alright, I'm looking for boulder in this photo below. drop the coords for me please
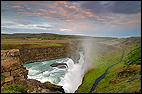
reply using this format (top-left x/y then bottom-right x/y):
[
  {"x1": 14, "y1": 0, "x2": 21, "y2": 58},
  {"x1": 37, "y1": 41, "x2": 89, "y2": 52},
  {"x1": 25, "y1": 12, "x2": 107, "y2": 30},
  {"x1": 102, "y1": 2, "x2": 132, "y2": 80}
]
[
  {"x1": 14, "y1": 76, "x2": 27, "y2": 87},
  {"x1": 41, "y1": 89, "x2": 50, "y2": 93},
  {"x1": 1, "y1": 58, "x2": 21, "y2": 70},
  {"x1": 6, "y1": 49, "x2": 20, "y2": 57},
  {"x1": 1, "y1": 72, "x2": 10, "y2": 77},
  {"x1": 1, "y1": 66, "x2": 5, "y2": 73},
  {"x1": 4, "y1": 76, "x2": 14, "y2": 83},
  {"x1": 44, "y1": 81, "x2": 65, "y2": 93},
  {"x1": 11, "y1": 68, "x2": 27, "y2": 77},
  {"x1": 26, "y1": 79, "x2": 64, "y2": 93},
  {"x1": 26, "y1": 79, "x2": 49, "y2": 93},
  {"x1": 10, "y1": 63, "x2": 22, "y2": 71},
  {"x1": 50, "y1": 63, "x2": 68, "y2": 68}
]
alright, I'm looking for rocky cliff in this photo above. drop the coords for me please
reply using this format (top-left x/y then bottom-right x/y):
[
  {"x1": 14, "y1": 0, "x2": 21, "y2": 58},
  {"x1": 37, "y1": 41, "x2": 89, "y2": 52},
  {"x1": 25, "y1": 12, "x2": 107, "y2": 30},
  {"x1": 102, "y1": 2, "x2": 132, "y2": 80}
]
[
  {"x1": 1, "y1": 42, "x2": 80, "y2": 93},
  {"x1": 19, "y1": 46, "x2": 67, "y2": 64}
]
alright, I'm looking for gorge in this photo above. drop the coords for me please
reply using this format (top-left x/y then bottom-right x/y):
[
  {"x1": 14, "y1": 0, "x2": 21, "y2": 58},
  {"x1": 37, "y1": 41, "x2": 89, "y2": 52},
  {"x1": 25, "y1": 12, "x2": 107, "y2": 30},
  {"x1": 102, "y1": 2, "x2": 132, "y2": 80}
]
[
  {"x1": 23, "y1": 51, "x2": 85, "y2": 93},
  {"x1": 1, "y1": 41, "x2": 89, "y2": 93}
]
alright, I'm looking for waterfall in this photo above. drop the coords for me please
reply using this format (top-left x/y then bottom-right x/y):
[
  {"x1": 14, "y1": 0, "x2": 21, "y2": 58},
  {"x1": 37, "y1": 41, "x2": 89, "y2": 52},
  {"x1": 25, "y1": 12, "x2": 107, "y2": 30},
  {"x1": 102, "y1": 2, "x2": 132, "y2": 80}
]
[
  {"x1": 58, "y1": 51, "x2": 85, "y2": 93},
  {"x1": 24, "y1": 51, "x2": 86, "y2": 93}
]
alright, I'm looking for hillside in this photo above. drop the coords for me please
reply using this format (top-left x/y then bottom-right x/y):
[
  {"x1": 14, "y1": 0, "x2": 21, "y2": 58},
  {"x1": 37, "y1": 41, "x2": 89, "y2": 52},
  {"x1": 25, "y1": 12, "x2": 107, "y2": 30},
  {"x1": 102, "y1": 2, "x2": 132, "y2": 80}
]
[{"x1": 76, "y1": 37, "x2": 141, "y2": 93}]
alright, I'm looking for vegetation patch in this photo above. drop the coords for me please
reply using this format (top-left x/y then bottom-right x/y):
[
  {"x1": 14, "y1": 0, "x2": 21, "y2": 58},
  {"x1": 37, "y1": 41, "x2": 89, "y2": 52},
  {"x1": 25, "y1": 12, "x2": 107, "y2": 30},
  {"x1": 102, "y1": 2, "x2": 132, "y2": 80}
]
[
  {"x1": 1, "y1": 75, "x2": 5, "y2": 81},
  {"x1": 76, "y1": 38, "x2": 141, "y2": 93},
  {"x1": 2, "y1": 84, "x2": 27, "y2": 93},
  {"x1": 92, "y1": 46, "x2": 141, "y2": 93},
  {"x1": 1, "y1": 43, "x2": 64, "y2": 50},
  {"x1": 124, "y1": 47, "x2": 141, "y2": 66},
  {"x1": 76, "y1": 46, "x2": 122, "y2": 93}
]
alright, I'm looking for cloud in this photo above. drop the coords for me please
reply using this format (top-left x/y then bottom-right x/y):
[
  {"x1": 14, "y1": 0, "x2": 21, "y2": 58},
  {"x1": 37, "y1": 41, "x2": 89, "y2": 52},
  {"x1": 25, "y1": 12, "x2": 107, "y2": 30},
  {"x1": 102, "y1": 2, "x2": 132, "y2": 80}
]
[
  {"x1": 104, "y1": 13, "x2": 141, "y2": 27},
  {"x1": 2, "y1": 20, "x2": 52, "y2": 30},
  {"x1": 81, "y1": 1, "x2": 141, "y2": 16},
  {"x1": 11, "y1": 5, "x2": 24, "y2": 9},
  {"x1": 59, "y1": 28, "x2": 72, "y2": 32},
  {"x1": 1, "y1": 1, "x2": 141, "y2": 37},
  {"x1": 8, "y1": 1, "x2": 98, "y2": 21},
  {"x1": 110, "y1": 1, "x2": 141, "y2": 14}
]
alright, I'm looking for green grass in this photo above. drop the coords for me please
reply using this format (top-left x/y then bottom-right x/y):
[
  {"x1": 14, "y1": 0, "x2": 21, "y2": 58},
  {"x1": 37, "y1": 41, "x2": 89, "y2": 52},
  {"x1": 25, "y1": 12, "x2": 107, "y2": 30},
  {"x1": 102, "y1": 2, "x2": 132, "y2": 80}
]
[
  {"x1": 76, "y1": 46, "x2": 122, "y2": 93},
  {"x1": 1, "y1": 38, "x2": 65, "y2": 50},
  {"x1": 1, "y1": 43, "x2": 64, "y2": 50},
  {"x1": 1, "y1": 75, "x2": 5, "y2": 81},
  {"x1": 92, "y1": 46, "x2": 141, "y2": 93},
  {"x1": 93, "y1": 64, "x2": 141, "y2": 93},
  {"x1": 2, "y1": 84, "x2": 27, "y2": 93},
  {"x1": 76, "y1": 38, "x2": 141, "y2": 93},
  {"x1": 124, "y1": 47, "x2": 141, "y2": 66}
]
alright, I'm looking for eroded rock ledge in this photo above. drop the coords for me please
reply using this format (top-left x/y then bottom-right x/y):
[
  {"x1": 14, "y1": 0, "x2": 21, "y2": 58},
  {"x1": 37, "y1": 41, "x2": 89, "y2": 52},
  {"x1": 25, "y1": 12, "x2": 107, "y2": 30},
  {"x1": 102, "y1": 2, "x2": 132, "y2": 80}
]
[{"x1": 1, "y1": 42, "x2": 80, "y2": 93}]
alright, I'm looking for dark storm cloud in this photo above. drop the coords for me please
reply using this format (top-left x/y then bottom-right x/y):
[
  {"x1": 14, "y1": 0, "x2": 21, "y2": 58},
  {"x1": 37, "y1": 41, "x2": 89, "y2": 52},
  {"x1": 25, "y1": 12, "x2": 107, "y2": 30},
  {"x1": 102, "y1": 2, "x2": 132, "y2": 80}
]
[
  {"x1": 81, "y1": 1, "x2": 141, "y2": 14},
  {"x1": 110, "y1": 1, "x2": 141, "y2": 14}
]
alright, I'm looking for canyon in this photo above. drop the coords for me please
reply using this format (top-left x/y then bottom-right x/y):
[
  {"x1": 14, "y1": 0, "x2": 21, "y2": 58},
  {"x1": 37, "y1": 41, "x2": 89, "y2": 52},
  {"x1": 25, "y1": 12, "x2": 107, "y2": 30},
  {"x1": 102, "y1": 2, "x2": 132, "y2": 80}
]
[{"x1": 1, "y1": 42, "x2": 81, "y2": 93}]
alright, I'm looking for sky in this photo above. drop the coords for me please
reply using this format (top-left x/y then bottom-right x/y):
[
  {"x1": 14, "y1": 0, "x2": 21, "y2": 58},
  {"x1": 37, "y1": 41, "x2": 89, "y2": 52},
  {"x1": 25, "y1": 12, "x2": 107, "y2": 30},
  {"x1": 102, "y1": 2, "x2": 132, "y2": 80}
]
[{"x1": 1, "y1": 1, "x2": 141, "y2": 37}]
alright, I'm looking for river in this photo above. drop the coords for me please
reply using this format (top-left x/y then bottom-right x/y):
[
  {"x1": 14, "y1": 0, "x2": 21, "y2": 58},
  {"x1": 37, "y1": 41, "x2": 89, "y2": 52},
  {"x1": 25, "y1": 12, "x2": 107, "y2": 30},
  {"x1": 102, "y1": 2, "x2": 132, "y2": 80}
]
[
  {"x1": 23, "y1": 51, "x2": 85, "y2": 93},
  {"x1": 89, "y1": 48, "x2": 124, "y2": 93}
]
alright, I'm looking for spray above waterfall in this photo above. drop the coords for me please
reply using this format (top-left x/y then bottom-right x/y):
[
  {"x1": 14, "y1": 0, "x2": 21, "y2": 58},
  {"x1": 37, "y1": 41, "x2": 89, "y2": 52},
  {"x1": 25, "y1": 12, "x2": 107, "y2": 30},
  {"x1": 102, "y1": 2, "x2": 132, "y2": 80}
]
[
  {"x1": 23, "y1": 39, "x2": 95, "y2": 93},
  {"x1": 59, "y1": 39, "x2": 95, "y2": 92}
]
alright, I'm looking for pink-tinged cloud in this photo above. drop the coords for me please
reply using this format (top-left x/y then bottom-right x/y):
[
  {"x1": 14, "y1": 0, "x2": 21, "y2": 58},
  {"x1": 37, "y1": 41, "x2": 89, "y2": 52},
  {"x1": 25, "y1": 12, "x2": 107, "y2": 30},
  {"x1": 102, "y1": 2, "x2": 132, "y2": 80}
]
[
  {"x1": 18, "y1": 12, "x2": 43, "y2": 16},
  {"x1": 11, "y1": 1, "x2": 99, "y2": 21},
  {"x1": 11, "y1": 1, "x2": 40, "y2": 5},
  {"x1": 6, "y1": 1, "x2": 141, "y2": 29}
]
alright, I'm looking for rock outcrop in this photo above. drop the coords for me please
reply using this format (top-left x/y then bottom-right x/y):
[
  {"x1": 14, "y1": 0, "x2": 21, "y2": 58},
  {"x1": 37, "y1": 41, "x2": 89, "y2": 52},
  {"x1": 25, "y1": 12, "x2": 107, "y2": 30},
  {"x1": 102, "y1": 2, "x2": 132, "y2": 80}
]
[
  {"x1": 19, "y1": 46, "x2": 67, "y2": 64},
  {"x1": 50, "y1": 63, "x2": 68, "y2": 68},
  {"x1": 1, "y1": 42, "x2": 80, "y2": 93},
  {"x1": 26, "y1": 79, "x2": 65, "y2": 93}
]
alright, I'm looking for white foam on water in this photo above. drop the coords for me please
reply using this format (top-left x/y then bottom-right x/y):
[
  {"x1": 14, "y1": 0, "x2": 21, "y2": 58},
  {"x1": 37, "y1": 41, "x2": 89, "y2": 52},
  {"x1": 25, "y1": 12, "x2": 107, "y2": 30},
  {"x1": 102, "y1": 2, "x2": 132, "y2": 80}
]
[
  {"x1": 58, "y1": 52, "x2": 85, "y2": 93},
  {"x1": 24, "y1": 52, "x2": 86, "y2": 93}
]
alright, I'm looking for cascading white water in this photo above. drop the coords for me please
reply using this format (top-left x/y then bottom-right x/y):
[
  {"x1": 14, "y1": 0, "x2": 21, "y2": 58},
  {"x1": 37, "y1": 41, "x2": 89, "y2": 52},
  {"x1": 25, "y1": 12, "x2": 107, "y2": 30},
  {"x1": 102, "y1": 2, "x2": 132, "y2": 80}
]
[
  {"x1": 58, "y1": 51, "x2": 85, "y2": 93},
  {"x1": 23, "y1": 51, "x2": 87, "y2": 93}
]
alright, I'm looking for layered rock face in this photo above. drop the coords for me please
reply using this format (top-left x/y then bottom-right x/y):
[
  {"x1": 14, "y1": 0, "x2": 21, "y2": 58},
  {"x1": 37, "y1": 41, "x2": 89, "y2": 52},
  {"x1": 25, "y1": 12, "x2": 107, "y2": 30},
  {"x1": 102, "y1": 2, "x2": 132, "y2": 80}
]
[
  {"x1": 1, "y1": 43, "x2": 80, "y2": 93},
  {"x1": 19, "y1": 46, "x2": 67, "y2": 64},
  {"x1": 1, "y1": 49, "x2": 28, "y2": 92}
]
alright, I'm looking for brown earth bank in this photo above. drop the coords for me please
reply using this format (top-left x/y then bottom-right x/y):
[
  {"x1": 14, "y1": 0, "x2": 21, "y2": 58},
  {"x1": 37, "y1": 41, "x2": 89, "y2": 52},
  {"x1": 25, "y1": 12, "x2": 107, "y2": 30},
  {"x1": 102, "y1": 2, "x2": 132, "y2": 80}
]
[{"x1": 1, "y1": 42, "x2": 81, "y2": 93}]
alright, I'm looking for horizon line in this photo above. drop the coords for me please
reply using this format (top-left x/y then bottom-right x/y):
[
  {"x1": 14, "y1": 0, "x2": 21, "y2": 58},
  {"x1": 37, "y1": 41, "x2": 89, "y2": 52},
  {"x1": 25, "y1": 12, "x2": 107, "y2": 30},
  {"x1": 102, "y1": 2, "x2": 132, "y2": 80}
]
[{"x1": 1, "y1": 33, "x2": 141, "y2": 39}]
